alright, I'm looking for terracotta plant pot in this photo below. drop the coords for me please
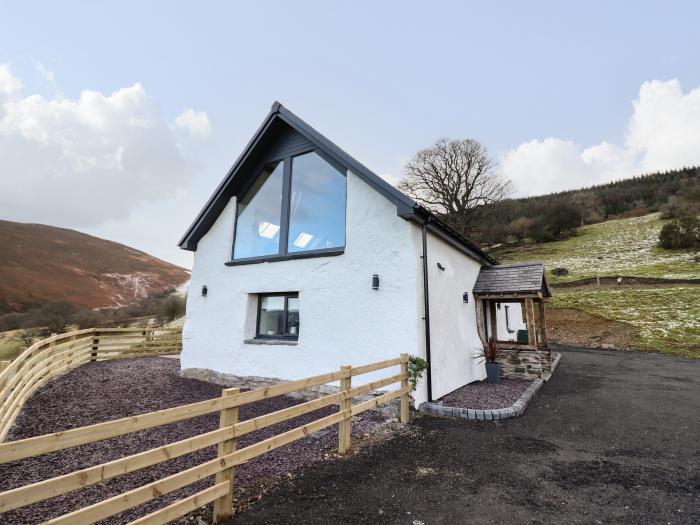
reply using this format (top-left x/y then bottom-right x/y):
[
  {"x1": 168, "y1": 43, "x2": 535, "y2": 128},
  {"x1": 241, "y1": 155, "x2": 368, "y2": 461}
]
[{"x1": 485, "y1": 362, "x2": 500, "y2": 384}]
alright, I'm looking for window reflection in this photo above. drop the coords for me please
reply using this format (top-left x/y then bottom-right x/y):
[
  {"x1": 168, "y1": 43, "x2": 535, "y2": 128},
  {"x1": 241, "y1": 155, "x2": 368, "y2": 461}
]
[
  {"x1": 288, "y1": 152, "x2": 346, "y2": 253},
  {"x1": 258, "y1": 294, "x2": 299, "y2": 338},
  {"x1": 233, "y1": 162, "x2": 283, "y2": 259}
]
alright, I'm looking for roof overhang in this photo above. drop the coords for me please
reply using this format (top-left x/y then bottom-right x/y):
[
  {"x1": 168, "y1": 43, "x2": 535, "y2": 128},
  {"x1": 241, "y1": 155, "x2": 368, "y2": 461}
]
[{"x1": 178, "y1": 101, "x2": 496, "y2": 266}]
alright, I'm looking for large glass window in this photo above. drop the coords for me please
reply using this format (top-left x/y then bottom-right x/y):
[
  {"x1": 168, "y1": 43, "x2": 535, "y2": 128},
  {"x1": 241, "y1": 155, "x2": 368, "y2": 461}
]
[
  {"x1": 233, "y1": 162, "x2": 284, "y2": 259},
  {"x1": 257, "y1": 293, "x2": 299, "y2": 339},
  {"x1": 232, "y1": 150, "x2": 346, "y2": 261},
  {"x1": 288, "y1": 152, "x2": 346, "y2": 253}
]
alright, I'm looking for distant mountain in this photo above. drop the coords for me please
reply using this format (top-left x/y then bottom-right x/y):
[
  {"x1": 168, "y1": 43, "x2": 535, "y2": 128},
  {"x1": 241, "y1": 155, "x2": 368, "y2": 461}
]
[{"x1": 0, "y1": 220, "x2": 189, "y2": 313}]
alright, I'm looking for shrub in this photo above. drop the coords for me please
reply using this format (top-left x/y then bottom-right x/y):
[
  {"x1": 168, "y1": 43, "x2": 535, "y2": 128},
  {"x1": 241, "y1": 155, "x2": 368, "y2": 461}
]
[
  {"x1": 158, "y1": 295, "x2": 186, "y2": 323},
  {"x1": 72, "y1": 308, "x2": 102, "y2": 329},
  {"x1": 473, "y1": 337, "x2": 501, "y2": 363},
  {"x1": 0, "y1": 312, "x2": 27, "y2": 332},
  {"x1": 540, "y1": 204, "x2": 581, "y2": 240},
  {"x1": 659, "y1": 216, "x2": 700, "y2": 249},
  {"x1": 407, "y1": 356, "x2": 429, "y2": 391},
  {"x1": 29, "y1": 301, "x2": 78, "y2": 334}
]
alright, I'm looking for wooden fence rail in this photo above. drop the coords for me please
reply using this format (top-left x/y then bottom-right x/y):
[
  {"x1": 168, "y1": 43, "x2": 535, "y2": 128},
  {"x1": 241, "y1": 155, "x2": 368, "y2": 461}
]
[
  {"x1": 0, "y1": 327, "x2": 182, "y2": 441},
  {"x1": 0, "y1": 353, "x2": 410, "y2": 524}
]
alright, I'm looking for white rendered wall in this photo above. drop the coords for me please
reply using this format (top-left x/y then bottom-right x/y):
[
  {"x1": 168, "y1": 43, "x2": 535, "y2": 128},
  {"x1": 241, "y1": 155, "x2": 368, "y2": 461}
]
[
  {"x1": 424, "y1": 233, "x2": 486, "y2": 400},
  {"x1": 182, "y1": 171, "x2": 424, "y2": 398},
  {"x1": 495, "y1": 301, "x2": 526, "y2": 341}
]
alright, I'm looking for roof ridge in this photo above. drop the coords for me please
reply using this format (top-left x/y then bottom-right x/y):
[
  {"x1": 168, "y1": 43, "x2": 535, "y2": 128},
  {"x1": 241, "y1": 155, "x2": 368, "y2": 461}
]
[{"x1": 178, "y1": 101, "x2": 496, "y2": 265}]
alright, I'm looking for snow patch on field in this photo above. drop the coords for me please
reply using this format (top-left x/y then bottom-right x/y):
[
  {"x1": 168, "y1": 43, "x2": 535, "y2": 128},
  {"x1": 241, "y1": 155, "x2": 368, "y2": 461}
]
[
  {"x1": 100, "y1": 272, "x2": 173, "y2": 307},
  {"x1": 552, "y1": 286, "x2": 700, "y2": 357},
  {"x1": 496, "y1": 213, "x2": 699, "y2": 282}
]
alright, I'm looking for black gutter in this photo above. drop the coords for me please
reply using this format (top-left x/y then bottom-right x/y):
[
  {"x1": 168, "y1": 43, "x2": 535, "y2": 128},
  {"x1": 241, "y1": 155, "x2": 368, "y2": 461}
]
[{"x1": 421, "y1": 220, "x2": 433, "y2": 402}]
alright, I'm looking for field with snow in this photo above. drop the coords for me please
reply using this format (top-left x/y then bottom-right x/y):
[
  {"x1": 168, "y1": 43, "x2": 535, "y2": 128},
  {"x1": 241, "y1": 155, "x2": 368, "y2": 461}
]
[
  {"x1": 492, "y1": 213, "x2": 699, "y2": 357},
  {"x1": 493, "y1": 213, "x2": 700, "y2": 283},
  {"x1": 551, "y1": 287, "x2": 700, "y2": 358}
]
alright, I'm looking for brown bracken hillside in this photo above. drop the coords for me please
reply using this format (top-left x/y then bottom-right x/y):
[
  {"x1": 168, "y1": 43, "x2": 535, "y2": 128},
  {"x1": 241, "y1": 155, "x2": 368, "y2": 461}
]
[{"x1": 0, "y1": 220, "x2": 189, "y2": 313}]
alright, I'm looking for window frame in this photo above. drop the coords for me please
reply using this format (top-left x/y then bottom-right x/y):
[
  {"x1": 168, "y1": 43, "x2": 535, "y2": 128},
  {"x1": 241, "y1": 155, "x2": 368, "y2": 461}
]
[
  {"x1": 255, "y1": 292, "x2": 300, "y2": 341},
  {"x1": 229, "y1": 148, "x2": 347, "y2": 266},
  {"x1": 504, "y1": 305, "x2": 515, "y2": 333}
]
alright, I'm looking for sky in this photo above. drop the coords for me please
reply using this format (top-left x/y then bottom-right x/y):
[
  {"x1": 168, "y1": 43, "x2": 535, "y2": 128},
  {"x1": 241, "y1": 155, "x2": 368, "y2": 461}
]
[{"x1": 1, "y1": 1, "x2": 700, "y2": 268}]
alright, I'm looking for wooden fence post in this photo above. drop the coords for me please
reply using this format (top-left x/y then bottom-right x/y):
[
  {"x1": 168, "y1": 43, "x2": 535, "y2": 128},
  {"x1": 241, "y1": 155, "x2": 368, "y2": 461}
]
[
  {"x1": 142, "y1": 329, "x2": 151, "y2": 354},
  {"x1": 49, "y1": 333, "x2": 57, "y2": 373},
  {"x1": 338, "y1": 365, "x2": 352, "y2": 455},
  {"x1": 400, "y1": 353, "x2": 410, "y2": 424},
  {"x1": 64, "y1": 334, "x2": 76, "y2": 369},
  {"x1": 91, "y1": 331, "x2": 100, "y2": 362},
  {"x1": 213, "y1": 387, "x2": 239, "y2": 524}
]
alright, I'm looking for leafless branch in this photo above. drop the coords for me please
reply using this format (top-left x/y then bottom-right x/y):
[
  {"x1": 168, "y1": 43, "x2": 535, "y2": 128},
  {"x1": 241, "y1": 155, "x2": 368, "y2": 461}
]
[{"x1": 398, "y1": 137, "x2": 513, "y2": 236}]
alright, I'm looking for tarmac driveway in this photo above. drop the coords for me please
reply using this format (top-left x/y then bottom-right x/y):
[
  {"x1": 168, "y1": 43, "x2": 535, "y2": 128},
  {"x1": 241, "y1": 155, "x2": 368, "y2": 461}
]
[{"x1": 232, "y1": 345, "x2": 700, "y2": 524}]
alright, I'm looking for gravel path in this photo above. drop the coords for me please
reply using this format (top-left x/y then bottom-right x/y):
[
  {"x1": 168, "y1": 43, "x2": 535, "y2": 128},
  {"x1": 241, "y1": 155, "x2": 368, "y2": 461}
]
[
  {"x1": 230, "y1": 345, "x2": 700, "y2": 524},
  {"x1": 439, "y1": 378, "x2": 531, "y2": 409},
  {"x1": 0, "y1": 357, "x2": 387, "y2": 524}
]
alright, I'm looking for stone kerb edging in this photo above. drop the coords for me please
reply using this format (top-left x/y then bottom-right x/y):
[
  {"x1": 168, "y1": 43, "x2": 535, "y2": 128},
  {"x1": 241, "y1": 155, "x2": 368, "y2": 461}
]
[{"x1": 418, "y1": 378, "x2": 544, "y2": 421}]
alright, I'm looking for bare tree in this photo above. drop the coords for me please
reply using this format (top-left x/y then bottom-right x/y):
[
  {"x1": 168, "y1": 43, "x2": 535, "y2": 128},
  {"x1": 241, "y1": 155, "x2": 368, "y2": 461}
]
[{"x1": 398, "y1": 137, "x2": 513, "y2": 236}]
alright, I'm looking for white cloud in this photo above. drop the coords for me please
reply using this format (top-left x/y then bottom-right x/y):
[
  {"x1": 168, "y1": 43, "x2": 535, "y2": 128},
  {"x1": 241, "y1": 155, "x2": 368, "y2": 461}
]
[
  {"x1": 0, "y1": 64, "x2": 194, "y2": 228},
  {"x1": 0, "y1": 64, "x2": 22, "y2": 99},
  {"x1": 379, "y1": 172, "x2": 401, "y2": 187},
  {"x1": 175, "y1": 108, "x2": 212, "y2": 139},
  {"x1": 35, "y1": 62, "x2": 55, "y2": 83},
  {"x1": 502, "y1": 79, "x2": 700, "y2": 196}
]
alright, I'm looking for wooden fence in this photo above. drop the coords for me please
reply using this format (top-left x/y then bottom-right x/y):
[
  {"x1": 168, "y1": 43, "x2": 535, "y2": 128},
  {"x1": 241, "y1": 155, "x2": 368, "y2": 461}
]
[
  {"x1": 0, "y1": 327, "x2": 182, "y2": 441},
  {"x1": 0, "y1": 354, "x2": 410, "y2": 524}
]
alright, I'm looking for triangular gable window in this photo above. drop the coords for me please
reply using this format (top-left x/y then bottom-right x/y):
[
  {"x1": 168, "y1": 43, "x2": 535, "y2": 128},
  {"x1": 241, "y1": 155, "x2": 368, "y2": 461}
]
[{"x1": 232, "y1": 151, "x2": 346, "y2": 262}]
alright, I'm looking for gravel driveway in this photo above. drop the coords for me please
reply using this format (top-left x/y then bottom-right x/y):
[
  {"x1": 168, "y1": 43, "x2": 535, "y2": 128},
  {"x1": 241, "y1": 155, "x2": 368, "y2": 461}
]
[
  {"x1": 230, "y1": 345, "x2": 700, "y2": 524},
  {"x1": 0, "y1": 357, "x2": 387, "y2": 524}
]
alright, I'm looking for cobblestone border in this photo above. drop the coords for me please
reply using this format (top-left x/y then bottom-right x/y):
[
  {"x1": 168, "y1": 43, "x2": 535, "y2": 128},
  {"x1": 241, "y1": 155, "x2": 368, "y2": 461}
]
[
  {"x1": 550, "y1": 351, "x2": 562, "y2": 374},
  {"x1": 418, "y1": 378, "x2": 544, "y2": 421}
]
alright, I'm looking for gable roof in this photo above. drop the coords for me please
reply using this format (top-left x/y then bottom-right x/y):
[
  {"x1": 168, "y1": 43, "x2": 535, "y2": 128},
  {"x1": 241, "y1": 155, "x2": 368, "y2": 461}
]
[
  {"x1": 473, "y1": 262, "x2": 551, "y2": 297},
  {"x1": 178, "y1": 102, "x2": 496, "y2": 265}
]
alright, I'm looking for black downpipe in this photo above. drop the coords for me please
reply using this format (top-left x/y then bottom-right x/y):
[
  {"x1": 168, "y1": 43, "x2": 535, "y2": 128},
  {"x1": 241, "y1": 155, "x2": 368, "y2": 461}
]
[{"x1": 421, "y1": 221, "x2": 433, "y2": 402}]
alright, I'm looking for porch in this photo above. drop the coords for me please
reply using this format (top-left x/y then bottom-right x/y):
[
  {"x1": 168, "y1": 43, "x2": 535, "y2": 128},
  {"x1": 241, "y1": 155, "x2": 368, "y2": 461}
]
[{"x1": 473, "y1": 262, "x2": 553, "y2": 379}]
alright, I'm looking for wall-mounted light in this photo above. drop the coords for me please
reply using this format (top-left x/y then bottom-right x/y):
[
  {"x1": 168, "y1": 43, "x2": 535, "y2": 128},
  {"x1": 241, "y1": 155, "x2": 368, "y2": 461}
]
[
  {"x1": 437, "y1": 263, "x2": 446, "y2": 271},
  {"x1": 201, "y1": 285, "x2": 208, "y2": 297},
  {"x1": 372, "y1": 274, "x2": 379, "y2": 290},
  {"x1": 463, "y1": 292, "x2": 469, "y2": 303}
]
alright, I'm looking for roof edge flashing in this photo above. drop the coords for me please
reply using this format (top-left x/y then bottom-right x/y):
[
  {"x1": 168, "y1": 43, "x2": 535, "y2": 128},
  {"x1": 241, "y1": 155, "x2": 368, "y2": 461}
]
[{"x1": 177, "y1": 102, "x2": 496, "y2": 267}]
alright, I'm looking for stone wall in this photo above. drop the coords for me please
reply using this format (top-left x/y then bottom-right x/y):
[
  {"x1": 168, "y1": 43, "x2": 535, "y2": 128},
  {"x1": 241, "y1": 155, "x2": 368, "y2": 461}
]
[{"x1": 497, "y1": 349, "x2": 552, "y2": 380}]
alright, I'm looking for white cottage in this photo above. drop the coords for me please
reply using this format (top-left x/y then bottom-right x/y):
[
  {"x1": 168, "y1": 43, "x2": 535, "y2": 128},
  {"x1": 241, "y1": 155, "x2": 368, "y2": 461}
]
[{"x1": 178, "y1": 103, "x2": 551, "y2": 406}]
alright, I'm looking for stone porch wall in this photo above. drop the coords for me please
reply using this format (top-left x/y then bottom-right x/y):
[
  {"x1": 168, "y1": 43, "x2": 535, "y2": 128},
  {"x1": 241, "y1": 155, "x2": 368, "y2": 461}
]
[{"x1": 498, "y1": 349, "x2": 552, "y2": 380}]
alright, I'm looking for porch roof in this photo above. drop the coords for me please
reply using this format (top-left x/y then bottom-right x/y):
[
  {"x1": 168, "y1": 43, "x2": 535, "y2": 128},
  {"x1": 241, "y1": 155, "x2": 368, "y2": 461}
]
[{"x1": 473, "y1": 262, "x2": 551, "y2": 298}]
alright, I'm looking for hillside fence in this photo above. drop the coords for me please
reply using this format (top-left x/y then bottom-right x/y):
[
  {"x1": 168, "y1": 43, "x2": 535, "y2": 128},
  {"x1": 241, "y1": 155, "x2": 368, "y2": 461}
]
[
  {"x1": 0, "y1": 354, "x2": 410, "y2": 524},
  {"x1": 0, "y1": 327, "x2": 182, "y2": 441},
  {"x1": 550, "y1": 275, "x2": 700, "y2": 289}
]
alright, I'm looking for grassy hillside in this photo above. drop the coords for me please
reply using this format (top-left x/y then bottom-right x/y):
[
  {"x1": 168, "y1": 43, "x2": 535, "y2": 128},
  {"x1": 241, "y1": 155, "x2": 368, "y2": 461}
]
[
  {"x1": 492, "y1": 212, "x2": 699, "y2": 358},
  {"x1": 0, "y1": 330, "x2": 27, "y2": 361},
  {"x1": 0, "y1": 220, "x2": 189, "y2": 312},
  {"x1": 551, "y1": 287, "x2": 699, "y2": 358},
  {"x1": 492, "y1": 213, "x2": 700, "y2": 283}
]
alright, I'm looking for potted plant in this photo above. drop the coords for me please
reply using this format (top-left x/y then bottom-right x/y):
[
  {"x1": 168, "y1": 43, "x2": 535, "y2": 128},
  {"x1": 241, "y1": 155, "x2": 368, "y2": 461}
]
[{"x1": 474, "y1": 337, "x2": 501, "y2": 384}]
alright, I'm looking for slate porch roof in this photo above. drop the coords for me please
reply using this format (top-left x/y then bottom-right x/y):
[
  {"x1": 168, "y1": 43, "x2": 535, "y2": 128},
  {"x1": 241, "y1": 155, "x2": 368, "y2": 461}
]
[{"x1": 473, "y1": 262, "x2": 551, "y2": 297}]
